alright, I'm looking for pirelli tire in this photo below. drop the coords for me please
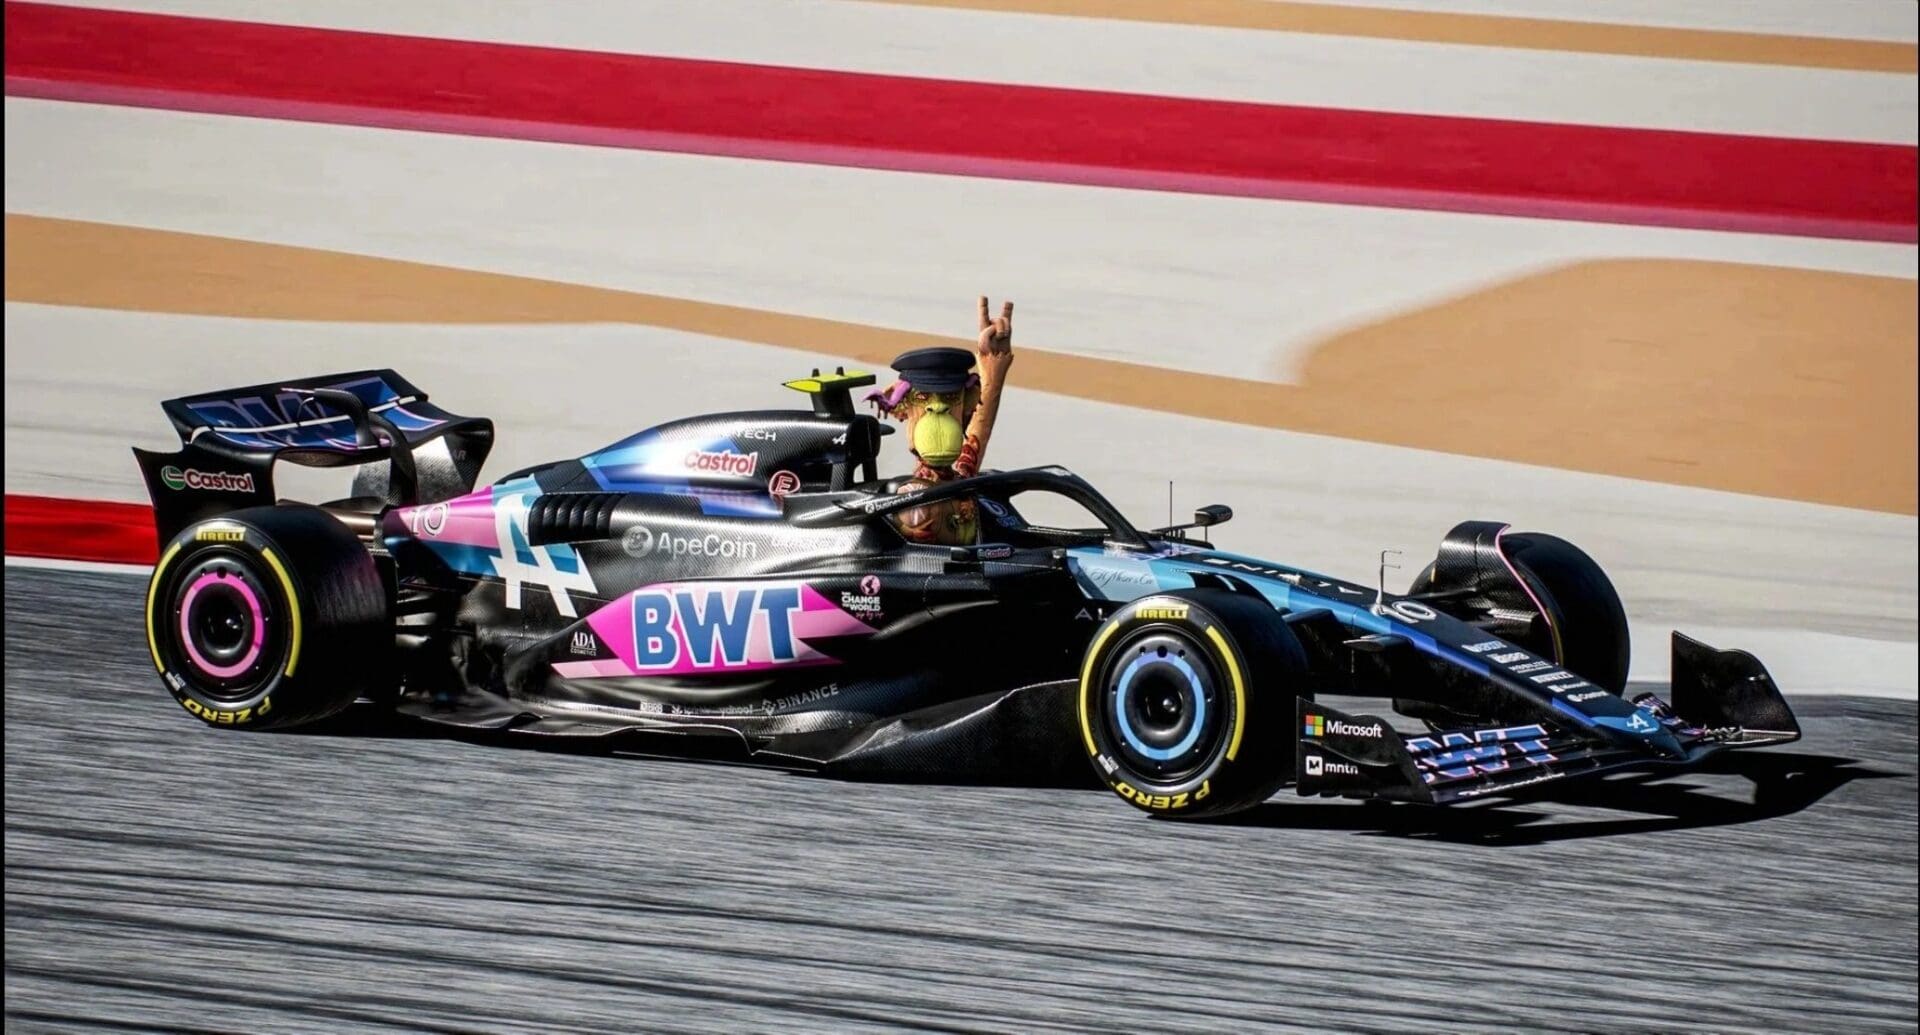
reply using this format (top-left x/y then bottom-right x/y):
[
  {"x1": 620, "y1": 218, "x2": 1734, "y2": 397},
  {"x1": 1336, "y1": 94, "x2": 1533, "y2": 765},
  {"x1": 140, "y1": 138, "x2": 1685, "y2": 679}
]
[
  {"x1": 1411, "y1": 531, "x2": 1631, "y2": 694},
  {"x1": 145, "y1": 504, "x2": 388, "y2": 731},
  {"x1": 1078, "y1": 589, "x2": 1310, "y2": 819},
  {"x1": 1500, "y1": 533, "x2": 1631, "y2": 694}
]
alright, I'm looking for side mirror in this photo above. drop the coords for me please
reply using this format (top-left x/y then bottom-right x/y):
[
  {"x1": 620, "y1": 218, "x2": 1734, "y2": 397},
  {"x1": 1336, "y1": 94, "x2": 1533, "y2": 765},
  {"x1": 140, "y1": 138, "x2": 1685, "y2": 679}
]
[
  {"x1": 1193, "y1": 504, "x2": 1233, "y2": 528},
  {"x1": 1150, "y1": 503, "x2": 1233, "y2": 540}
]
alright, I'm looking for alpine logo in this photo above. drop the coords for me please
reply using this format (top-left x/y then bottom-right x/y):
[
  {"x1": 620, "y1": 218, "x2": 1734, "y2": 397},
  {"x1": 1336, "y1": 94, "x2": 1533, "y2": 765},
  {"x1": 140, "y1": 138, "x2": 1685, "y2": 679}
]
[
  {"x1": 160, "y1": 466, "x2": 255, "y2": 493},
  {"x1": 684, "y1": 449, "x2": 758, "y2": 476},
  {"x1": 489, "y1": 491, "x2": 596, "y2": 618}
]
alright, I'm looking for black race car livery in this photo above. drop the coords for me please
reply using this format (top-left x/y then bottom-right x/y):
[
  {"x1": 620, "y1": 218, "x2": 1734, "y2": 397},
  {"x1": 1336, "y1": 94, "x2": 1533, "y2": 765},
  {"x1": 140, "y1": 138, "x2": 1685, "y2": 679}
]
[{"x1": 134, "y1": 368, "x2": 1800, "y2": 817}]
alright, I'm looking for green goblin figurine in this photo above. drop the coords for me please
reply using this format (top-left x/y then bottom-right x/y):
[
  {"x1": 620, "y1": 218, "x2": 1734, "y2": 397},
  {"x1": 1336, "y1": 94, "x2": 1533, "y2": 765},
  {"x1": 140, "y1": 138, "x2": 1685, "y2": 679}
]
[{"x1": 865, "y1": 297, "x2": 1016, "y2": 545}]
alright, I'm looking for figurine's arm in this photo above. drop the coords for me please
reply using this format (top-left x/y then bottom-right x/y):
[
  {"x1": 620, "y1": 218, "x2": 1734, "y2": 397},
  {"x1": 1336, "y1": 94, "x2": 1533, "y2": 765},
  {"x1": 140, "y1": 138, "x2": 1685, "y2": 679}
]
[{"x1": 954, "y1": 296, "x2": 1014, "y2": 478}]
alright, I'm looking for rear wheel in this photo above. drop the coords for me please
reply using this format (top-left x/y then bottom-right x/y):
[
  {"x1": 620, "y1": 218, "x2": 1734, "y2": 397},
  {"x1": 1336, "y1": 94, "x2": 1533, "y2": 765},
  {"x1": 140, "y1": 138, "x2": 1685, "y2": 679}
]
[
  {"x1": 146, "y1": 505, "x2": 388, "y2": 730},
  {"x1": 1077, "y1": 589, "x2": 1310, "y2": 818}
]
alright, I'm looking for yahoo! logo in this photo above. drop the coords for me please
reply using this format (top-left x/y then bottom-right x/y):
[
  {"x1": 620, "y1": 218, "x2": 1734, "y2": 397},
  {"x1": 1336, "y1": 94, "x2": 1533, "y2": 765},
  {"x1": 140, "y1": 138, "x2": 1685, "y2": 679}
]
[{"x1": 632, "y1": 586, "x2": 802, "y2": 669}]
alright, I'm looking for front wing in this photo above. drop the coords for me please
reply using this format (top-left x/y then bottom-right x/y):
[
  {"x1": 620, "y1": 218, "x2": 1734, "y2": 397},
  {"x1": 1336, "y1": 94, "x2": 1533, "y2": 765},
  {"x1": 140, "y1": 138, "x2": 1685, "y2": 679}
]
[{"x1": 1296, "y1": 632, "x2": 1802, "y2": 805}]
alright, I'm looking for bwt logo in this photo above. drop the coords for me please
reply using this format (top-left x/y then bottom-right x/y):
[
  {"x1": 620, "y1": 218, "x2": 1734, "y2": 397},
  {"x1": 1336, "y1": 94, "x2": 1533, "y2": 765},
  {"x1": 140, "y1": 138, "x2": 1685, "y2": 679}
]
[
  {"x1": 633, "y1": 586, "x2": 802, "y2": 669},
  {"x1": 1407, "y1": 724, "x2": 1555, "y2": 781}
]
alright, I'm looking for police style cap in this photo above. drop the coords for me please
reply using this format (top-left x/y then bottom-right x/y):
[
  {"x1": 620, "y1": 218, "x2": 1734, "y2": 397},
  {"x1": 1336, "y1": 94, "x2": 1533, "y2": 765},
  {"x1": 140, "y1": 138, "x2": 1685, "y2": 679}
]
[{"x1": 889, "y1": 346, "x2": 977, "y2": 393}]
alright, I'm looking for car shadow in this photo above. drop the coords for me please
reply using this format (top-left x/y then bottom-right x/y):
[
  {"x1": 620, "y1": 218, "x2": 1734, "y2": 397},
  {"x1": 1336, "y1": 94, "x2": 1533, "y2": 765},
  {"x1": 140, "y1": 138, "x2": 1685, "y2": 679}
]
[
  {"x1": 280, "y1": 705, "x2": 1899, "y2": 845},
  {"x1": 1215, "y1": 751, "x2": 1899, "y2": 845},
  {"x1": 274, "y1": 701, "x2": 441, "y2": 739}
]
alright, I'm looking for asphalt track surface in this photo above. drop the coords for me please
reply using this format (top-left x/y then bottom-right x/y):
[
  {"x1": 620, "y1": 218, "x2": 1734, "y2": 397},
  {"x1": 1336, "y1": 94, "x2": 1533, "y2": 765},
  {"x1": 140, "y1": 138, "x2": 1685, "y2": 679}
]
[{"x1": 5, "y1": 567, "x2": 1916, "y2": 1033}]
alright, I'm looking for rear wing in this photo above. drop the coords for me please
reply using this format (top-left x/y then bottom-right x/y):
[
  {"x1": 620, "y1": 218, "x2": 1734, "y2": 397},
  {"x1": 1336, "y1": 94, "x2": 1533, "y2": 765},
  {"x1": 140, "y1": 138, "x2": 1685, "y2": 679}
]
[{"x1": 132, "y1": 369, "x2": 493, "y2": 547}]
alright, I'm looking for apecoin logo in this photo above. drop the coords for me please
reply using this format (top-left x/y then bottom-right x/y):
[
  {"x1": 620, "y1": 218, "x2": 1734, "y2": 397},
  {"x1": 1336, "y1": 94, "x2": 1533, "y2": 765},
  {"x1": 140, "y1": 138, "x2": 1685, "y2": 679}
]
[
  {"x1": 623, "y1": 526, "x2": 760, "y2": 561},
  {"x1": 622, "y1": 526, "x2": 655, "y2": 557}
]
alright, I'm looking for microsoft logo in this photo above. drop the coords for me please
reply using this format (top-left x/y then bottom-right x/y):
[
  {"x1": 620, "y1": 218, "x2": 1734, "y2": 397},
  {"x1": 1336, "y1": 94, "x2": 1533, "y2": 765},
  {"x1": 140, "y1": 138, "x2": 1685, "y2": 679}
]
[{"x1": 1304, "y1": 713, "x2": 1387, "y2": 739}]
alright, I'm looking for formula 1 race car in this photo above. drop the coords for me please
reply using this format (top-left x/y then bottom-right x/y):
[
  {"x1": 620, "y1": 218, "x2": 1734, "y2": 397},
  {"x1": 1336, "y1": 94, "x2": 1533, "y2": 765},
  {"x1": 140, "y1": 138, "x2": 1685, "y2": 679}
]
[{"x1": 133, "y1": 369, "x2": 1802, "y2": 818}]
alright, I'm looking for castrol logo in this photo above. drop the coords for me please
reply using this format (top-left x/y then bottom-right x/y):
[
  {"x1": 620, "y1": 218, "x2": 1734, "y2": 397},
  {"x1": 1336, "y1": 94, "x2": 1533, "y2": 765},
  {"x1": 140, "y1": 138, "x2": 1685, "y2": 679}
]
[
  {"x1": 160, "y1": 466, "x2": 255, "y2": 493},
  {"x1": 684, "y1": 449, "x2": 758, "y2": 476}
]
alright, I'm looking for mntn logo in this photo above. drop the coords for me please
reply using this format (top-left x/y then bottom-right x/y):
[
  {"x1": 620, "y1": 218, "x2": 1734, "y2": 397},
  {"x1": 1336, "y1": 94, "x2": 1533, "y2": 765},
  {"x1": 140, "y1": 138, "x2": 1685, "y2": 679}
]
[
  {"x1": 632, "y1": 586, "x2": 803, "y2": 669},
  {"x1": 1303, "y1": 754, "x2": 1360, "y2": 778}
]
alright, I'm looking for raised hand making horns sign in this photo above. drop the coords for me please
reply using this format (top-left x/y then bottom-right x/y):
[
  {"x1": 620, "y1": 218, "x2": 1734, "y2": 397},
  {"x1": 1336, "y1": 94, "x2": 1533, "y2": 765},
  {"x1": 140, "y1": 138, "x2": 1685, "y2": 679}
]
[{"x1": 976, "y1": 296, "x2": 1016, "y2": 388}]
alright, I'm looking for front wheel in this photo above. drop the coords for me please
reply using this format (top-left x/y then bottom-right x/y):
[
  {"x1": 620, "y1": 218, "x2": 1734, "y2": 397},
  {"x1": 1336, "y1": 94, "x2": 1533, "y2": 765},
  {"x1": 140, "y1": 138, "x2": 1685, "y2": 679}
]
[
  {"x1": 1077, "y1": 589, "x2": 1311, "y2": 819},
  {"x1": 1410, "y1": 528, "x2": 1631, "y2": 694},
  {"x1": 1501, "y1": 533, "x2": 1631, "y2": 693},
  {"x1": 145, "y1": 505, "x2": 389, "y2": 730}
]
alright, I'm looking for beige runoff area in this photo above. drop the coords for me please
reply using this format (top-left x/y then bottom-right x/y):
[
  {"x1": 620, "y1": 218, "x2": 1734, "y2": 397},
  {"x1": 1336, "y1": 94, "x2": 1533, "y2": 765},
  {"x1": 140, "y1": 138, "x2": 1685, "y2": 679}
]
[
  {"x1": 7, "y1": 214, "x2": 1913, "y2": 516},
  {"x1": 858, "y1": 0, "x2": 1919, "y2": 72}
]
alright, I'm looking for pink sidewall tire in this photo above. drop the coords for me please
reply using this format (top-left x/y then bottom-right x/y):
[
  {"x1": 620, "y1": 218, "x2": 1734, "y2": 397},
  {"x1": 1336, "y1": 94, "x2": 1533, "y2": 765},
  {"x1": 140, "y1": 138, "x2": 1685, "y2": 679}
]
[{"x1": 145, "y1": 504, "x2": 388, "y2": 731}]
